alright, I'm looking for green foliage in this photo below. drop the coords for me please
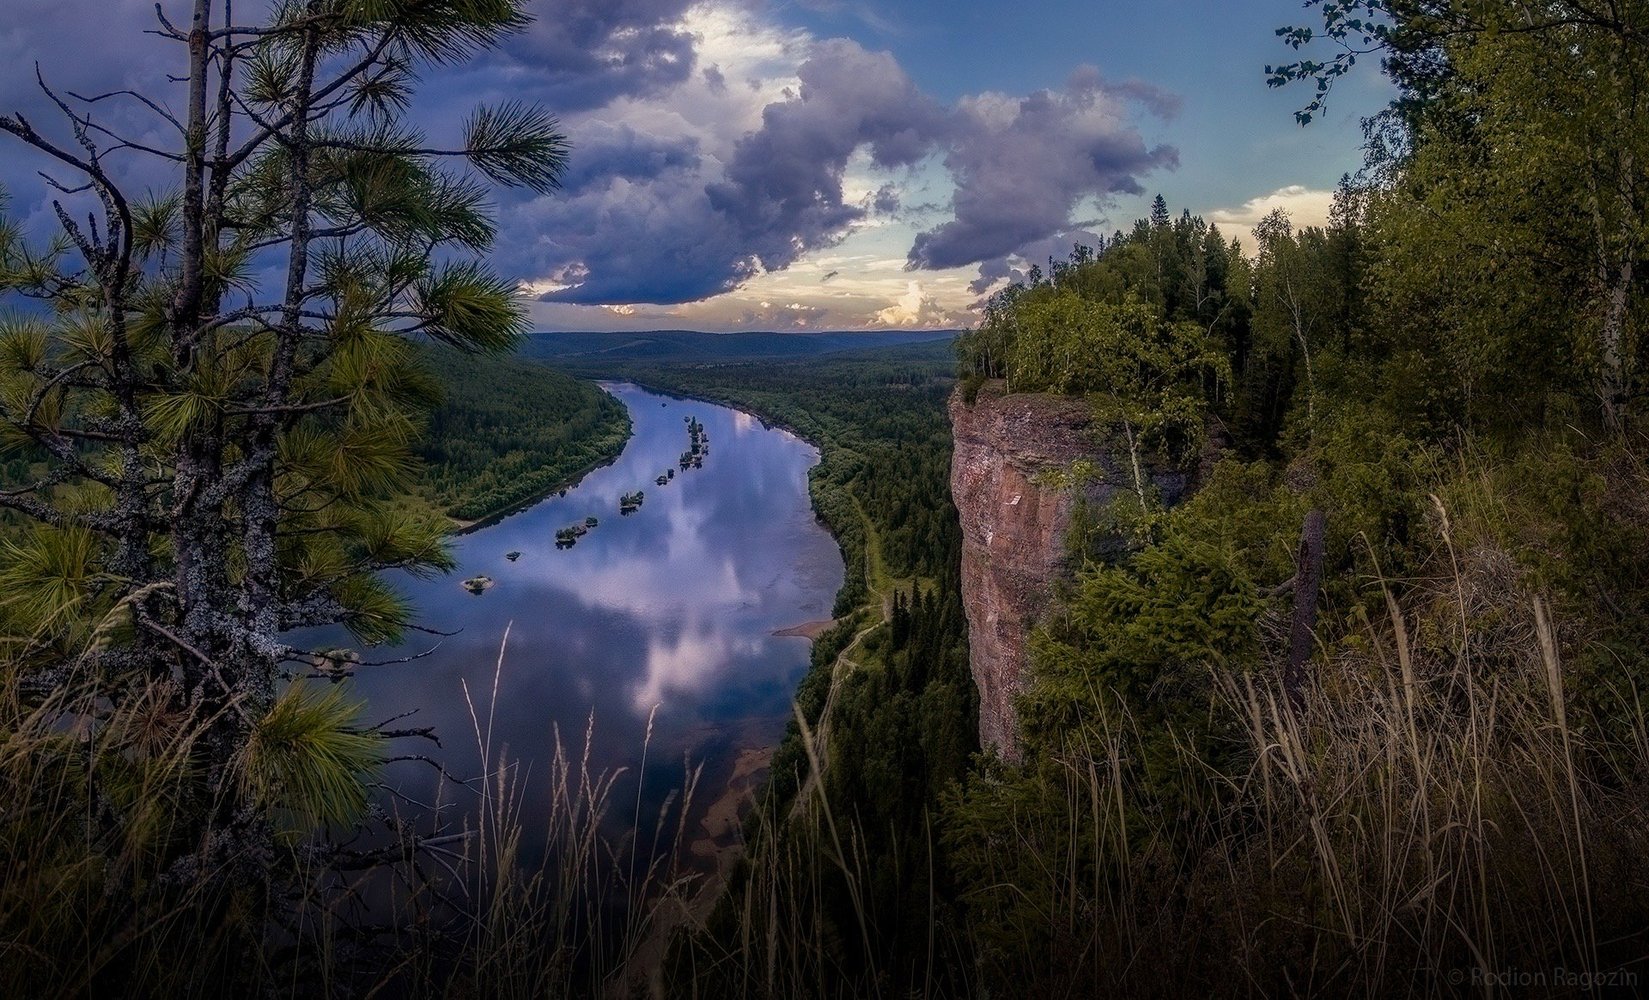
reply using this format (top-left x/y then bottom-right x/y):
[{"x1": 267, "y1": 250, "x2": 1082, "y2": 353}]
[
  {"x1": 0, "y1": 0, "x2": 576, "y2": 992},
  {"x1": 1021, "y1": 532, "x2": 1261, "y2": 751},
  {"x1": 0, "y1": 524, "x2": 107, "y2": 656},
  {"x1": 1002, "y1": 290, "x2": 1227, "y2": 467},
  {"x1": 408, "y1": 345, "x2": 630, "y2": 521},
  {"x1": 934, "y1": 8, "x2": 1649, "y2": 983},
  {"x1": 241, "y1": 682, "x2": 386, "y2": 833}
]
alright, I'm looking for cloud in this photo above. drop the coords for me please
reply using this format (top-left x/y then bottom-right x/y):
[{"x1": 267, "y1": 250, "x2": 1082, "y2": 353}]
[
  {"x1": 498, "y1": 0, "x2": 701, "y2": 112},
  {"x1": 704, "y1": 38, "x2": 948, "y2": 271},
  {"x1": 965, "y1": 228, "x2": 1108, "y2": 295},
  {"x1": 875, "y1": 280, "x2": 949, "y2": 327},
  {"x1": 1209, "y1": 185, "x2": 1336, "y2": 235},
  {"x1": 0, "y1": 1, "x2": 187, "y2": 219},
  {"x1": 522, "y1": 32, "x2": 947, "y2": 307},
  {"x1": 514, "y1": 168, "x2": 760, "y2": 305},
  {"x1": 736, "y1": 299, "x2": 830, "y2": 329},
  {"x1": 556, "y1": 122, "x2": 703, "y2": 194},
  {"x1": 528, "y1": 32, "x2": 1175, "y2": 308},
  {"x1": 791, "y1": 0, "x2": 904, "y2": 35},
  {"x1": 871, "y1": 183, "x2": 901, "y2": 215},
  {"x1": 1, "y1": 0, "x2": 1182, "y2": 330},
  {"x1": 907, "y1": 69, "x2": 1178, "y2": 271}
]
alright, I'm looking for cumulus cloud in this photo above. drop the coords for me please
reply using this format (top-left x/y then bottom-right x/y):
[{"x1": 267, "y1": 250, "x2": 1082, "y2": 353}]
[
  {"x1": 498, "y1": 0, "x2": 700, "y2": 112},
  {"x1": 965, "y1": 228, "x2": 1108, "y2": 295},
  {"x1": 1210, "y1": 185, "x2": 1336, "y2": 235},
  {"x1": 875, "y1": 281, "x2": 949, "y2": 327},
  {"x1": 703, "y1": 39, "x2": 947, "y2": 271},
  {"x1": 907, "y1": 69, "x2": 1178, "y2": 271},
  {"x1": 556, "y1": 122, "x2": 703, "y2": 194},
  {"x1": 529, "y1": 36, "x2": 1175, "y2": 306},
  {"x1": 871, "y1": 183, "x2": 901, "y2": 215},
  {"x1": 520, "y1": 32, "x2": 942, "y2": 306},
  {"x1": 1, "y1": 0, "x2": 1181, "y2": 327},
  {"x1": 737, "y1": 299, "x2": 829, "y2": 328},
  {"x1": 513, "y1": 167, "x2": 760, "y2": 305}
]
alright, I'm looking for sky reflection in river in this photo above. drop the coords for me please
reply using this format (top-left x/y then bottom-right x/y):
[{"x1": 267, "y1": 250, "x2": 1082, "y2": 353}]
[{"x1": 314, "y1": 383, "x2": 844, "y2": 850}]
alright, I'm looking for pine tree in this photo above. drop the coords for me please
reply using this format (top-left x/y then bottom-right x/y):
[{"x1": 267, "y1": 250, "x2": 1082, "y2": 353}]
[
  {"x1": 0, "y1": 0, "x2": 567, "y2": 971},
  {"x1": 1150, "y1": 194, "x2": 1171, "y2": 229}
]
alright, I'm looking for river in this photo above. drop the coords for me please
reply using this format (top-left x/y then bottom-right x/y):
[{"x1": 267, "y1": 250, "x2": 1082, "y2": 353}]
[{"x1": 321, "y1": 382, "x2": 845, "y2": 870}]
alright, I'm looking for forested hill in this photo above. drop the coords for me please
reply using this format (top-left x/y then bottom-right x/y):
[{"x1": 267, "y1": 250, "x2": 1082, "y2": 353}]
[{"x1": 409, "y1": 345, "x2": 630, "y2": 523}]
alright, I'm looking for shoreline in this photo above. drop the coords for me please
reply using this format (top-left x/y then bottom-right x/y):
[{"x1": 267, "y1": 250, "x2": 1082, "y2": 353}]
[
  {"x1": 431, "y1": 372, "x2": 863, "y2": 988},
  {"x1": 444, "y1": 377, "x2": 814, "y2": 538},
  {"x1": 773, "y1": 619, "x2": 836, "y2": 639},
  {"x1": 443, "y1": 385, "x2": 634, "y2": 536},
  {"x1": 587, "y1": 377, "x2": 827, "y2": 456},
  {"x1": 446, "y1": 445, "x2": 628, "y2": 536}
]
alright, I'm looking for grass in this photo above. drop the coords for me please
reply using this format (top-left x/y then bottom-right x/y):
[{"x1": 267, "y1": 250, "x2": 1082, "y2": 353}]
[
  {"x1": 8, "y1": 494, "x2": 1647, "y2": 997},
  {"x1": 941, "y1": 498, "x2": 1649, "y2": 997}
]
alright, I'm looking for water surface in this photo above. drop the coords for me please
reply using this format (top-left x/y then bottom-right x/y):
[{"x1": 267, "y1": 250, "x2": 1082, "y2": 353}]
[{"x1": 327, "y1": 383, "x2": 844, "y2": 856}]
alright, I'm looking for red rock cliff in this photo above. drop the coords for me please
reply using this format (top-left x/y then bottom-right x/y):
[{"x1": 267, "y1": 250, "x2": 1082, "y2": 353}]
[{"x1": 950, "y1": 382, "x2": 1188, "y2": 757}]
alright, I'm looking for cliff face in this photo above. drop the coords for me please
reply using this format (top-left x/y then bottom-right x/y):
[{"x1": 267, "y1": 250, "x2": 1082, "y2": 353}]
[{"x1": 950, "y1": 382, "x2": 1189, "y2": 757}]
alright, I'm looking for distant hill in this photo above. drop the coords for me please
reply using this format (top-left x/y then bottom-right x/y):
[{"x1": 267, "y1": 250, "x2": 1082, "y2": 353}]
[{"x1": 522, "y1": 330, "x2": 958, "y2": 366}]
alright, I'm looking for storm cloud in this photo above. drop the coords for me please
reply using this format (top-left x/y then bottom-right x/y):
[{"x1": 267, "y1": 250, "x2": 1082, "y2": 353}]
[
  {"x1": 0, "y1": 2, "x2": 1180, "y2": 316},
  {"x1": 531, "y1": 40, "x2": 1176, "y2": 306},
  {"x1": 909, "y1": 70, "x2": 1179, "y2": 271},
  {"x1": 498, "y1": 0, "x2": 700, "y2": 112},
  {"x1": 703, "y1": 40, "x2": 947, "y2": 274}
]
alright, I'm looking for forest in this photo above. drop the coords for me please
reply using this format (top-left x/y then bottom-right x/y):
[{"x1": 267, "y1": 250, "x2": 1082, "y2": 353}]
[
  {"x1": 934, "y1": 3, "x2": 1649, "y2": 994},
  {"x1": 522, "y1": 329, "x2": 956, "y2": 366},
  {"x1": 407, "y1": 344, "x2": 629, "y2": 523}
]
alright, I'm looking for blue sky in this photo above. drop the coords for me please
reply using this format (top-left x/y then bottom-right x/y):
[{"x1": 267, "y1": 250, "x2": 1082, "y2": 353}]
[
  {"x1": 789, "y1": 0, "x2": 1388, "y2": 209},
  {"x1": 0, "y1": 1, "x2": 1392, "y2": 332}
]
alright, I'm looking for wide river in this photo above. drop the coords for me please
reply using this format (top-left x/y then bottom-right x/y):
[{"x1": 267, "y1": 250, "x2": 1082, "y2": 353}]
[{"x1": 329, "y1": 382, "x2": 844, "y2": 863}]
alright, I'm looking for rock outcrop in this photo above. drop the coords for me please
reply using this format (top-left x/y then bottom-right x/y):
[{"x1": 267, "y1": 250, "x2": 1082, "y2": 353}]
[{"x1": 950, "y1": 382, "x2": 1190, "y2": 757}]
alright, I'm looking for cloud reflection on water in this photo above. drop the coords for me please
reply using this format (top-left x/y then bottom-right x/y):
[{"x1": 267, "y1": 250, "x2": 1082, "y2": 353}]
[{"x1": 304, "y1": 383, "x2": 844, "y2": 844}]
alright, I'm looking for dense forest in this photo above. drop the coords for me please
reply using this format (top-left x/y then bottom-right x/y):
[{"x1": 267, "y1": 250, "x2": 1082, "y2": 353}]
[
  {"x1": 618, "y1": 2, "x2": 1649, "y2": 994},
  {"x1": 409, "y1": 345, "x2": 629, "y2": 522},
  {"x1": 934, "y1": 4, "x2": 1649, "y2": 995},
  {"x1": 523, "y1": 330, "x2": 956, "y2": 366}
]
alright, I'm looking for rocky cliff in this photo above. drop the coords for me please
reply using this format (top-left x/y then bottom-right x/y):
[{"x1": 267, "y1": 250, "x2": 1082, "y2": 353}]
[{"x1": 950, "y1": 382, "x2": 1190, "y2": 757}]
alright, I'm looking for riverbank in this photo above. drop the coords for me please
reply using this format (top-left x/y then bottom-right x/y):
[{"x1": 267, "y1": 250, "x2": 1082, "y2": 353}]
[
  {"x1": 410, "y1": 348, "x2": 632, "y2": 527},
  {"x1": 773, "y1": 619, "x2": 835, "y2": 639},
  {"x1": 565, "y1": 350, "x2": 974, "y2": 996},
  {"x1": 447, "y1": 442, "x2": 629, "y2": 535}
]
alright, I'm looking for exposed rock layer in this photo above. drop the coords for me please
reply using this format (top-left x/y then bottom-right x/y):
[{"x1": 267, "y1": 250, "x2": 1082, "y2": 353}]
[{"x1": 950, "y1": 382, "x2": 1189, "y2": 757}]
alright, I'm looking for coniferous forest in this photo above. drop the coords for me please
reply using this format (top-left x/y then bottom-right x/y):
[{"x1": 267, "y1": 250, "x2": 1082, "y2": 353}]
[
  {"x1": 1, "y1": 1, "x2": 1648, "y2": 998},
  {"x1": 409, "y1": 345, "x2": 629, "y2": 522}
]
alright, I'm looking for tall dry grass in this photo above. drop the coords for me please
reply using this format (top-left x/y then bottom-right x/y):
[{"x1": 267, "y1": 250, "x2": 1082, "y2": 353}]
[
  {"x1": 0, "y1": 619, "x2": 712, "y2": 999},
  {"x1": 944, "y1": 508, "x2": 1649, "y2": 997},
  {"x1": 10, "y1": 508, "x2": 1648, "y2": 998}
]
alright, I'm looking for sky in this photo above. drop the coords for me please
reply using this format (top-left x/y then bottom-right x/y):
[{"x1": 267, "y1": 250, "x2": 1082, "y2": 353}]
[{"x1": 0, "y1": 0, "x2": 1393, "y2": 332}]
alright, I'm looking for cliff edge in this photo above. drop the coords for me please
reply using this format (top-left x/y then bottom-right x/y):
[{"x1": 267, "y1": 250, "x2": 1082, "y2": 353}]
[{"x1": 950, "y1": 381, "x2": 1190, "y2": 757}]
